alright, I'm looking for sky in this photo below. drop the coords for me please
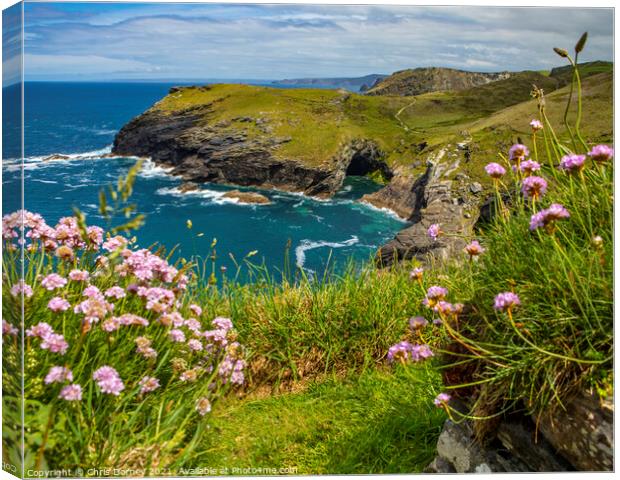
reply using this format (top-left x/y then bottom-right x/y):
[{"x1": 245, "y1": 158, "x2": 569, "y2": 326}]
[{"x1": 2, "y1": 2, "x2": 615, "y2": 83}]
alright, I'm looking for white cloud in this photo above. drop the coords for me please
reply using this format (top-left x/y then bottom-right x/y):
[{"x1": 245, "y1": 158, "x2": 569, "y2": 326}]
[{"x1": 22, "y1": 5, "x2": 613, "y2": 80}]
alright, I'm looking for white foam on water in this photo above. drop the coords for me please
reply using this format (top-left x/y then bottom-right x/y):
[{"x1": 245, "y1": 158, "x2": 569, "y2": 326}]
[
  {"x1": 156, "y1": 186, "x2": 247, "y2": 206},
  {"x1": 139, "y1": 159, "x2": 174, "y2": 179},
  {"x1": 2, "y1": 145, "x2": 135, "y2": 172},
  {"x1": 356, "y1": 200, "x2": 407, "y2": 221},
  {"x1": 30, "y1": 179, "x2": 58, "y2": 184},
  {"x1": 295, "y1": 235, "x2": 359, "y2": 269}
]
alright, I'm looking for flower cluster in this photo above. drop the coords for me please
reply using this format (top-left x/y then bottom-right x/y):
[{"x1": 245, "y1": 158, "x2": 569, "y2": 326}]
[
  {"x1": 485, "y1": 162, "x2": 506, "y2": 179},
  {"x1": 559, "y1": 154, "x2": 586, "y2": 174},
  {"x1": 93, "y1": 366, "x2": 125, "y2": 396},
  {"x1": 387, "y1": 341, "x2": 434, "y2": 364},
  {"x1": 493, "y1": 292, "x2": 521, "y2": 312},
  {"x1": 516, "y1": 159, "x2": 541, "y2": 176},
  {"x1": 3, "y1": 210, "x2": 247, "y2": 424},
  {"x1": 464, "y1": 240, "x2": 484, "y2": 259},
  {"x1": 117, "y1": 248, "x2": 185, "y2": 286},
  {"x1": 26, "y1": 322, "x2": 68, "y2": 355},
  {"x1": 588, "y1": 145, "x2": 613, "y2": 163},
  {"x1": 509, "y1": 144, "x2": 529, "y2": 161},
  {"x1": 422, "y1": 286, "x2": 448, "y2": 310},
  {"x1": 521, "y1": 176, "x2": 548, "y2": 200},
  {"x1": 529, "y1": 203, "x2": 570, "y2": 232},
  {"x1": 529, "y1": 119, "x2": 543, "y2": 132},
  {"x1": 45, "y1": 366, "x2": 73, "y2": 384},
  {"x1": 427, "y1": 224, "x2": 441, "y2": 241}
]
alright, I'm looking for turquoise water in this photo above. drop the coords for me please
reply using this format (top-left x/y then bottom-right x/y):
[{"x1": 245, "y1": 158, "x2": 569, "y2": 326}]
[{"x1": 3, "y1": 82, "x2": 407, "y2": 277}]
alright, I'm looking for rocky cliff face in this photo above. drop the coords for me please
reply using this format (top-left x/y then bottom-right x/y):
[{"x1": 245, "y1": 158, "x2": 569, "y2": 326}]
[
  {"x1": 366, "y1": 67, "x2": 511, "y2": 96},
  {"x1": 364, "y1": 142, "x2": 483, "y2": 267},
  {"x1": 112, "y1": 98, "x2": 391, "y2": 199}
]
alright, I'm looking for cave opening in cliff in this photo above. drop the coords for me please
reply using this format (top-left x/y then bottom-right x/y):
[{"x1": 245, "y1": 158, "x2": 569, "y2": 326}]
[{"x1": 345, "y1": 150, "x2": 393, "y2": 180}]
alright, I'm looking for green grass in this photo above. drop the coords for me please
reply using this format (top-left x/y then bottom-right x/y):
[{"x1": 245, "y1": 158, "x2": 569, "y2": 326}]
[{"x1": 194, "y1": 366, "x2": 445, "y2": 474}]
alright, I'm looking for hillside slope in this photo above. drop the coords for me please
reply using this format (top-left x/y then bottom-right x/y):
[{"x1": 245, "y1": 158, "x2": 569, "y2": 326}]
[{"x1": 365, "y1": 67, "x2": 511, "y2": 96}]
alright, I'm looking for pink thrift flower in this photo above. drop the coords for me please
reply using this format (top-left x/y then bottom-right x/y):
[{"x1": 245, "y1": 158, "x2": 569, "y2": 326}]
[
  {"x1": 509, "y1": 144, "x2": 529, "y2": 161},
  {"x1": 411, "y1": 344, "x2": 434, "y2": 361},
  {"x1": 74, "y1": 296, "x2": 114, "y2": 325},
  {"x1": 516, "y1": 159, "x2": 541, "y2": 176},
  {"x1": 187, "y1": 339, "x2": 203, "y2": 351},
  {"x1": 464, "y1": 240, "x2": 485, "y2": 257},
  {"x1": 102, "y1": 317, "x2": 121, "y2": 332},
  {"x1": 45, "y1": 366, "x2": 73, "y2": 384},
  {"x1": 185, "y1": 318, "x2": 202, "y2": 334},
  {"x1": 169, "y1": 329, "x2": 186, "y2": 342},
  {"x1": 521, "y1": 176, "x2": 548, "y2": 200},
  {"x1": 529, "y1": 203, "x2": 570, "y2": 231},
  {"x1": 189, "y1": 304, "x2": 202, "y2": 317},
  {"x1": 195, "y1": 397, "x2": 212, "y2": 416},
  {"x1": 138, "y1": 376, "x2": 160, "y2": 394},
  {"x1": 559, "y1": 154, "x2": 586, "y2": 174},
  {"x1": 529, "y1": 120, "x2": 543, "y2": 132},
  {"x1": 86, "y1": 226, "x2": 104, "y2": 248},
  {"x1": 3, "y1": 320, "x2": 18, "y2": 336},
  {"x1": 485, "y1": 162, "x2": 506, "y2": 179},
  {"x1": 588, "y1": 144, "x2": 614, "y2": 163},
  {"x1": 212, "y1": 317, "x2": 233, "y2": 331},
  {"x1": 68, "y1": 270, "x2": 89, "y2": 282},
  {"x1": 427, "y1": 223, "x2": 441, "y2": 241},
  {"x1": 387, "y1": 341, "x2": 414, "y2": 363},
  {"x1": 409, "y1": 316, "x2": 428, "y2": 330},
  {"x1": 41, "y1": 273, "x2": 67, "y2": 291},
  {"x1": 93, "y1": 366, "x2": 125, "y2": 396},
  {"x1": 26, "y1": 322, "x2": 54, "y2": 339},
  {"x1": 102, "y1": 235, "x2": 128, "y2": 252},
  {"x1": 10, "y1": 280, "x2": 33, "y2": 298},
  {"x1": 59, "y1": 384, "x2": 82, "y2": 401},
  {"x1": 40, "y1": 333, "x2": 69, "y2": 355},
  {"x1": 409, "y1": 267, "x2": 424, "y2": 281},
  {"x1": 493, "y1": 292, "x2": 521, "y2": 312},
  {"x1": 104, "y1": 286, "x2": 126, "y2": 300},
  {"x1": 83, "y1": 285, "x2": 101, "y2": 298},
  {"x1": 47, "y1": 296, "x2": 71, "y2": 313},
  {"x1": 434, "y1": 392, "x2": 451, "y2": 407}
]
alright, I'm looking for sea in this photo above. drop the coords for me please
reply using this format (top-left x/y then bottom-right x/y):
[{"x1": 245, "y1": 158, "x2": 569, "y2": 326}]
[{"x1": 2, "y1": 82, "x2": 408, "y2": 279}]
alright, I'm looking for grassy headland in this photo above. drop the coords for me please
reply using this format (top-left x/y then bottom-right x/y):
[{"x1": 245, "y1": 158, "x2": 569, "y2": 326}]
[{"x1": 151, "y1": 63, "x2": 611, "y2": 185}]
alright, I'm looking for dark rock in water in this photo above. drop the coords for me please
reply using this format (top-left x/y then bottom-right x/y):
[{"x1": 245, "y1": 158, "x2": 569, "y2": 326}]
[
  {"x1": 43, "y1": 154, "x2": 70, "y2": 161},
  {"x1": 178, "y1": 182, "x2": 200, "y2": 193},
  {"x1": 222, "y1": 190, "x2": 271, "y2": 205}
]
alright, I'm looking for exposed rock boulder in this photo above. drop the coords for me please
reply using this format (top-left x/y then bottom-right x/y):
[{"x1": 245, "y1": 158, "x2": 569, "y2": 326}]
[
  {"x1": 222, "y1": 190, "x2": 271, "y2": 205},
  {"x1": 361, "y1": 166, "x2": 427, "y2": 220},
  {"x1": 426, "y1": 390, "x2": 611, "y2": 472},
  {"x1": 536, "y1": 390, "x2": 613, "y2": 471},
  {"x1": 178, "y1": 181, "x2": 200, "y2": 193}
]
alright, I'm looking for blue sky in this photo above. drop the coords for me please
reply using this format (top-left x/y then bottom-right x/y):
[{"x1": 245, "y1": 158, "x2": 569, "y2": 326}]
[{"x1": 4, "y1": 2, "x2": 615, "y2": 83}]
